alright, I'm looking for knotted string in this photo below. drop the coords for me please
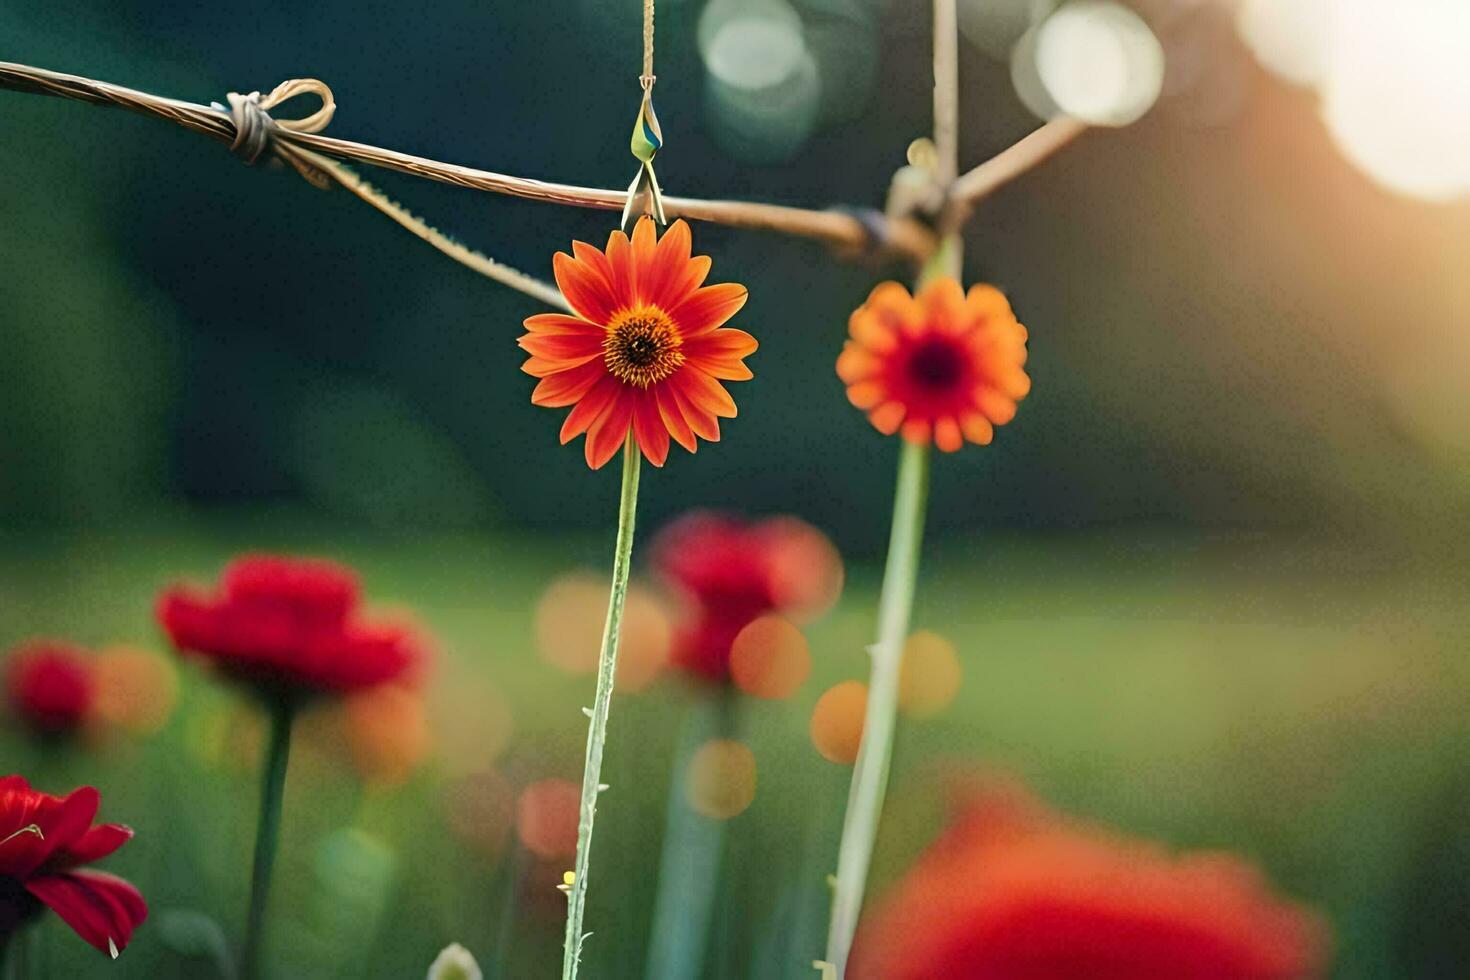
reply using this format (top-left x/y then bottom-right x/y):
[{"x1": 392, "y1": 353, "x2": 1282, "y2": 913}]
[
  {"x1": 621, "y1": 0, "x2": 666, "y2": 228},
  {"x1": 221, "y1": 78, "x2": 337, "y2": 189}
]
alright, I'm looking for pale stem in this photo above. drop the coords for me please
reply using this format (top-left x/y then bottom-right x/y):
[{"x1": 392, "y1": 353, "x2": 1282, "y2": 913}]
[
  {"x1": 821, "y1": 438, "x2": 931, "y2": 976},
  {"x1": 561, "y1": 432, "x2": 642, "y2": 980},
  {"x1": 644, "y1": 691, "x2": 733, "y2": 980}
]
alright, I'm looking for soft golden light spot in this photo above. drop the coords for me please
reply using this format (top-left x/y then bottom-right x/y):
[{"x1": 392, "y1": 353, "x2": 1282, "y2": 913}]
[
  {"x1": 810, "y1": 680, "x2": 867, "y2": 765},
  {"x1": 344, "y1": 684, "x2": 431, "y2": 787},
  {"x1": 92, "y1": 645, "x2": 179, "y2": 735},
  {"x1": 432, "y1": 674, "x2": 514, "y2": 776},
  {"x1": 534, "y1": 571, "x2": 670, "y2": 691},
  {"x1": 516, "y1": 779, "x2": 581, "y2": 858},
  {"x1": 686, "y1": 738, "x2": 757, "y2": 820},
  {"x1": 730, "y1": 616, "x2": 810, "y2": 700},
  {"x1": 604, "y1": 305, "x2": 685, "y2": 387},
  {"x1": 898, "y1": 630, "x2": 962, "y2": 719}
]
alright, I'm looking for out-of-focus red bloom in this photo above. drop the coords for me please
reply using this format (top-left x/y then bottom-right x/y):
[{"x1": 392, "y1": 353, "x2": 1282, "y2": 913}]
[
  {"x1": 5, "y1": 641, "x2": 96, "y2": 736},
  {"x1": 0, "y1": 776, "x2": 147, "y2": 957},
  {"x1": 156, "y1": 555, "x2": 425, "y2": 697},
  {"x1": 650, "y1": 512, "x2": 842, "y2": 681},
  {"x1": 851, "y1": 783, "x2": 1329, "y2": 980}
]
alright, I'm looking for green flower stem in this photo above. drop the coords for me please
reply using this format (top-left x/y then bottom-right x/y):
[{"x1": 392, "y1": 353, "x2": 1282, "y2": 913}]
[
  {"x1": 562, "y1": 433, "x2": 642, "y2": 980},
  {"x1": 823, "y1": 435, "x2": 931, "y2": 977},
  {"x1": 242, "y1": 699, "x2": 295, "y2": 980},
  {"x1": 644, "y1": 690, "x2": 734, "y2": 980}
]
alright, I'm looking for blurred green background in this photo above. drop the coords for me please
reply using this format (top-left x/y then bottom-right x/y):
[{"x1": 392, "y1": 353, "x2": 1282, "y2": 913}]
[{"x1": 2, "y1": 0, "x2": 1468, "y2": 977}]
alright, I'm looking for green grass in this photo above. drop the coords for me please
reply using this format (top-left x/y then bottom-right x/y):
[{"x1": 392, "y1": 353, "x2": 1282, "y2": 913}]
[{"x1": 1, "y1": 518, "x2": 1466, "y2": 978}]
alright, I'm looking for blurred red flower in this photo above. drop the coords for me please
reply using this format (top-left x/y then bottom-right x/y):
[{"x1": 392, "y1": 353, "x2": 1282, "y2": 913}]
[
  {"x1": 651, "y1": 512, "x2": 841, "y2": 681},
  {"x1": 851, "y1": 782, "x2": 1328, "y2": 980},
  {"x1": 0, "y1": 776, "x2": 147, "y2": 957},
  {"x1": 4, "y1": 641, "x2": 96, "y2": 736},
  {"x1": 156, "y1": 555, "x2": 425, "y2": 697}
]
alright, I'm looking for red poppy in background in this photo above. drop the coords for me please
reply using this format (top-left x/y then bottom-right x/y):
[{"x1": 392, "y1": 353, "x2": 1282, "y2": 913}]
[
  {"x1": 651, "y1": 512, "x2": 841, "y2": 681},
  {"x1": 0, "y1": 776, "x2": 146, "y2": 957},
  {"x1": 850, "y1": 781, "x2": 1328, "y2": 980},
  {"x1": 4, "y1": 641, "x2": 96, "y2": 736},
  {"x1": 156, "y1": 555, "x2": 425, "y2": 697}
]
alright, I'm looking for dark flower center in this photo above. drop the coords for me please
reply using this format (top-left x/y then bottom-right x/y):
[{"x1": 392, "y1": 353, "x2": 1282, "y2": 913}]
[
  {"x1": 907, "y1": 338, "x2": 963, "y2": 389},
  {"x1": 605, "y1": 306, "x2": 684, "y2": 387}
]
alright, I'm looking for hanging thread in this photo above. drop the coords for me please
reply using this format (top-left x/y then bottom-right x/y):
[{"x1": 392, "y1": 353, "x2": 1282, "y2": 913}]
[{"x1": 622, "y1": 0, "x2": 667, "y2": 228}]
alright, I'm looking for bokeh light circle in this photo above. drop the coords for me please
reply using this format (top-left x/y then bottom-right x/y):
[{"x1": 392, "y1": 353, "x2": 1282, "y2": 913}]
[
  {"x1": 730, "y1": 616, "x2": 810, "y2": 700},
  {"x1": 1235, "y1": 0, "x2": 1336, "y2": 87},
  {"x1": 1013, "y1": 1, "x2": 1165, "y2": 126},
  {"x1": 1319, "y1": 0, "x2": 1470, "y2": 202},
  {"x1": 516, "y1": 778, "x2": 581, "y2": 858},
  {"x1": 810, "y1": 680, "x2": 867, "y2": 765},
  {"x1": 92, "y1": 645, "x2": 179, "y2": 735},
  {"x1": 686, "y1": 738, "x2": 757, "y2": 819},
  {"x1": 899, "y1": 630, "x2": 963, "y2": 719},
  {"x1": 344, "y1": 684, "x2": 431, "y2": 787},
  {"x1": 702, "y1": 8, "x2": 821, "y2": 163},
  {"x1": 535, "y1": 572, "x2": 670, "y2": 691}
]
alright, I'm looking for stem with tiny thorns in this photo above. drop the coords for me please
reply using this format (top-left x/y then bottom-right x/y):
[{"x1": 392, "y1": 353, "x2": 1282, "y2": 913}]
[
  {"x1": 821, "y1": 436, "x2": 931, "y2": 976},
  {"x1": 562, "y1": 432, "x2": 642, "y2": 980}
]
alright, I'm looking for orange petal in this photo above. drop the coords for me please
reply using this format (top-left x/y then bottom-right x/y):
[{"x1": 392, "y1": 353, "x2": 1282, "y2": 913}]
[
  {"x1": 642, "y1": 220, "x2": 694, "y2": 309},
  {"x1": 965, "y1": 283, "x2": 1013, "y2": 321},
  {"x1": 631, "y1": 393, "x2": 670, "y2": 467},
  {"x1": 864, "y1": 282, "x2": 924, "y2": 336},
  {"x1": 631, "y1": 215, "x2": 658, "y2": 269},
  {"x1": 669, "y1": 283, "x2": 748, "y2": 337},
  {"x1": 686, "y1": 355, "x2": 753, "y2": 381},
  {"x1": 901, "y1": 418, "x2": 932, "y2": 445},
  {"x1": 669, "y1": 380, "x2": 720, "y2": 442},
  {"x1": 669, "y1": 254, "x2": 712, "y2": 307},
  {"x1": 522, "y1": 313, "x2": 604, "y2": 336},
  {"x1": 934, "y1": 417, "x2": 964, "y2": 452},
  {"x1": 961, "y1": 412, "x2": 994, "y2": 445},
  {"x1": 974, "y1": 389, "x2": 1018, "y2": 425},
  {"x1": 849, "y1": 310, "x2": 898, "y2": 354},
  {"x1": 836, "y1": 343, "x2": 879, "y2": 383},
  {"x1": 585, "y1": 392, "x2": 634, "y2": 469},
  {"x1": 553, "y1": 252, "x2": 616, "y2": 324},
  {"x1": 846, "y1": 381, "x2": 885, "y2": 410},
  {"x1": 532, "y1": 360, "x2": 606, "y2": 408},
  {"x1": 605, "y1": 230, "x2": 636, "y2": 303},
  {"x1": 999, "y1": 370, "x2": 1032, "y2": 401},
  {"x1": 559, "y1": 375, "x2": 622, "y2": 443},
  {"x1": 675, "y1": 368, "x2": 738, "y2": 419},
  {"x1": 917, "y1": 277, "x2": 966, "y2": 335},
  {"x1": 684, "y1": 328, "x2": 757, "y2": 360},
  {"x1": 868, "y1": 401, "x2": 905, "y2": 435},
  {"x1": 522, "y1": 356, "x2": 569, "y2": 378},
  {"x1": 517, "y1": 332, "x2": 605, "y2": 361},
  {"x1": 654, "y1": 384, "x2": 697, "y2": 453}
]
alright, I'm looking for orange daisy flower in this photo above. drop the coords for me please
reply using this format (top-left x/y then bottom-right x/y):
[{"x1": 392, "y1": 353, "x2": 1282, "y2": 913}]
[
  {"x1": 836, "y1": 278, "x2": 1030, "y2": 451},
  {"x1": 520, "y1": 217, "x2": 756, "y2": 469}
]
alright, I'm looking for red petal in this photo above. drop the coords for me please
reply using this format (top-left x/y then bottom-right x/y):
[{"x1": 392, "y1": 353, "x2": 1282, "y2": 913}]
[
  {"x1": 559, "y1": 375, "x2": 622, "y2": 444},
  {"x1": 517, "y1": 331, "x2": 605, "y2": 362},
  {"x1": 585, "y1": 392, "x2": 635, "y2": 469},
  {"x1": 54, "y1": 824, "x2": 133, "y2": 868},
  {"x1": 673, "y1": 368, "x2": 738, "y2": 419},
  {"x1": 605, "y1": 230, "x2": 637, "y2": 306},
  {"x1": 641, "y1": 220, "x2": 694, "y2": 309},
  {"x1": 654, "y1": 384, "x2": 697, "y2": 453},
  {"x1": 522, "y1": 313, "x2": 605, "y2": 336},
  {"x1": 27, "y1": 870, "x2": 147, "y2": 956},
  {"x1": 531, "y1": 360, "x2": 607, "y2": 408},
  {"x1": 553, "y1": 251, "x2": 617, "y2": 324},
  {"x1": 668, "y1": 283, "x2": 748, "y2": 337},
  {"x1": 631, "y1": 393, "x2": 670, "y2": 467}
]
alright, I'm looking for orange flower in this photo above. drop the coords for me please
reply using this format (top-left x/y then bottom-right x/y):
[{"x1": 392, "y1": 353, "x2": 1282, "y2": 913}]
[
  {"x1": 520, "y1": 217, "x2": 756, "y2": 469},
  {"x1": 837, "y1": 278, "x2": 1030, "y2": 451},
  {"x1": 850, "y1": 781, "x2": 1329, "y2": 979}
]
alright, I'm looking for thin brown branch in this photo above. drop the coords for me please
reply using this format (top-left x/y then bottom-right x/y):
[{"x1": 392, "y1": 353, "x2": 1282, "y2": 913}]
[
  {"x1": 950, "y1": 116, "x2": 1088, "y2": 211},
  {"x1": 932, "y1": 0, "x2": 963, "y2": 279},
  {"x1": 0, "y1": 60, "x2": 934, "y2": 260}
]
